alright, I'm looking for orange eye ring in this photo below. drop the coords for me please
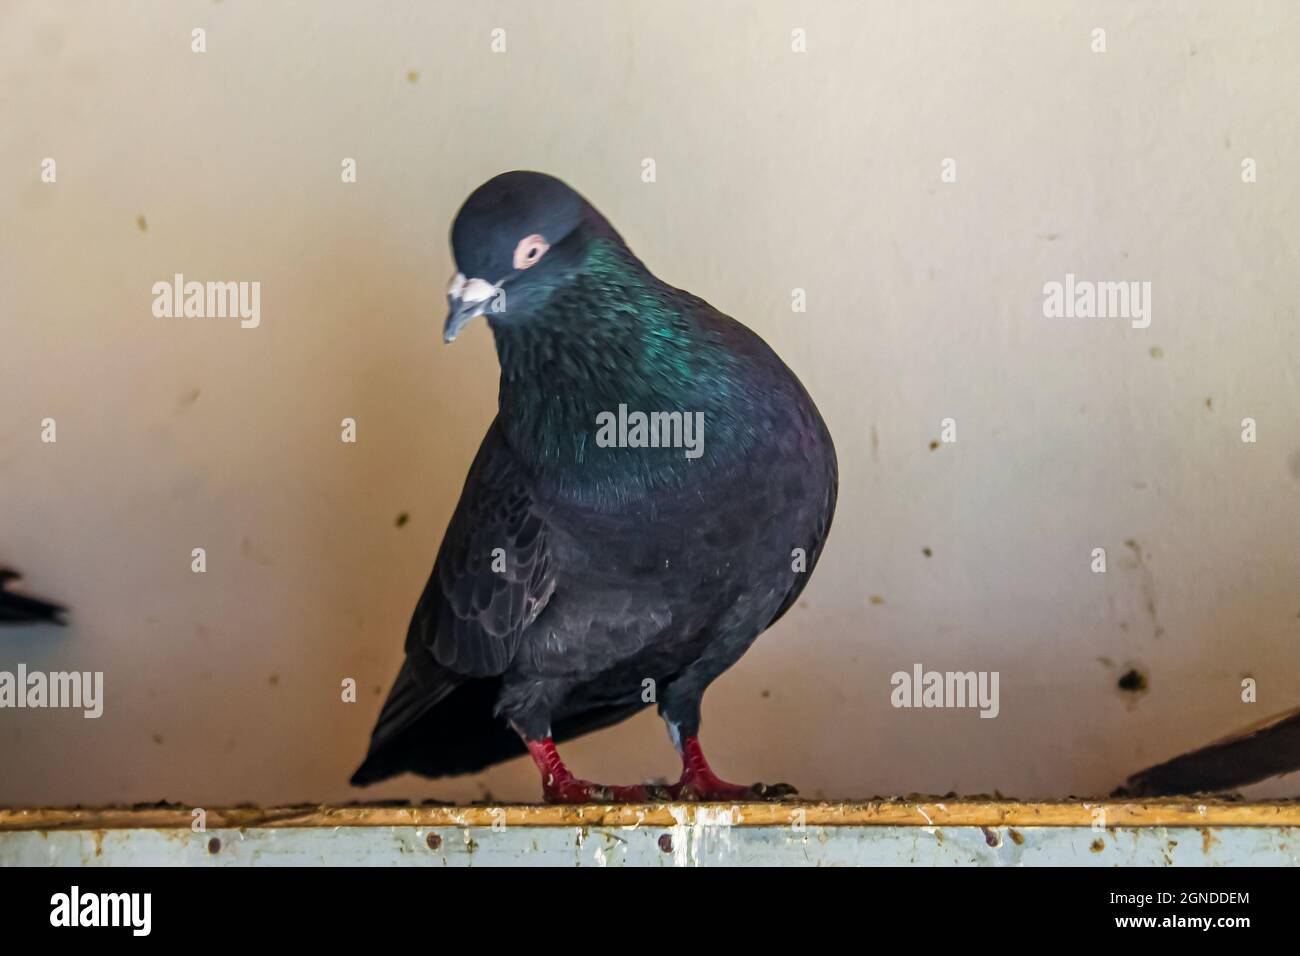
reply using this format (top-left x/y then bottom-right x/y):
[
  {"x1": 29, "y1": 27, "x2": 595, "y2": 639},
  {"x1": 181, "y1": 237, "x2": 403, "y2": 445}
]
[{"x1": 513, "y1": 234, "x2": 550, "y2": 270}]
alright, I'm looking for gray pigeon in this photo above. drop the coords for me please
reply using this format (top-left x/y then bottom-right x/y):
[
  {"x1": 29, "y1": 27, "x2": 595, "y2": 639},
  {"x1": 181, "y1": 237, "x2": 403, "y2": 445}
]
[{"x1": 352, "y1": 172, "x2": 837, "y2": 801}]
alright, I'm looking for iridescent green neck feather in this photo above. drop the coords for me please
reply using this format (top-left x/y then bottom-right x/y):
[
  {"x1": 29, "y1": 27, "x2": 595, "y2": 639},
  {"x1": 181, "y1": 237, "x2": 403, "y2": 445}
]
[{"x1": 490, "y1": 239, "x2": 763, "y2": 495}]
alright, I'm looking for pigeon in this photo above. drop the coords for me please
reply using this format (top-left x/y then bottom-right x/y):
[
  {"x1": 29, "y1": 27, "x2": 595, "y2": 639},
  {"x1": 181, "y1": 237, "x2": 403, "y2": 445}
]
[
  {"x1": 1118, "y1": 705, "x2": 1300, "y2": 796},
  {"x1": 352, "y1": 171, "x2": 837, "y2": 801},
  {"x1": 0, "y1": 568, "x2": 66, "y2": 626}
]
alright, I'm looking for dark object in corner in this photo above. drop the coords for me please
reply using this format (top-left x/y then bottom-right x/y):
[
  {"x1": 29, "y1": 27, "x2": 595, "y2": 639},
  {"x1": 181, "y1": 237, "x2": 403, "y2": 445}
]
[
  {"x1": 1119, "y1": 706, "x2": 1300, "y2": 796},
  {"x1": 0, "y1": 568, "x2": 67, "y2": 626}
]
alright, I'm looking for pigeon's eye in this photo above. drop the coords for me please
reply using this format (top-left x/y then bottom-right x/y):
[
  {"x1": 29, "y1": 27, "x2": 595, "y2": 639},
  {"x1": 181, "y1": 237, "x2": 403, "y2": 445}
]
[{"x1": 513, "y1": 234, "x2": 550, "y2": 270}]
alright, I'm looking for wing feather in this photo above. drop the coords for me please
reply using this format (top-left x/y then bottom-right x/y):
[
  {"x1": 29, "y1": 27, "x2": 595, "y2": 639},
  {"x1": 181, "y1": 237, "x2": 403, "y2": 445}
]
[{"x1": 404, "y1": 420, "x2": 556, "y2": 678}]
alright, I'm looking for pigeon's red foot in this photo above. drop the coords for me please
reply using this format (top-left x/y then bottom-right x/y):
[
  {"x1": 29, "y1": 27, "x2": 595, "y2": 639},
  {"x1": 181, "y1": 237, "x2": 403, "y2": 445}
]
[
  {"x1": 525, "y1": 738, "x2": 652, "y2": 804},
  {"x1": 667, "y1": 736, "x2": 798, "y2": 802}
]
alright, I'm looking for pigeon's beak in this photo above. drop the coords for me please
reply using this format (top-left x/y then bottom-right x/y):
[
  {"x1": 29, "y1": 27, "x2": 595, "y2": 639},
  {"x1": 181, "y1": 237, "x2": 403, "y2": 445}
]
[{"x1": 443, "y1": 272, "x2": 499, "y2": 344}]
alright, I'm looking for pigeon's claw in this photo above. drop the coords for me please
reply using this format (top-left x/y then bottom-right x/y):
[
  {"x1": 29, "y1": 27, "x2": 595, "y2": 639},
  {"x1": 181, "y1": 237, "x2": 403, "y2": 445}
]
[
  {"x1": 665, "y1": 772, "x2": 798, "y2": 802},
  {"x1": 525, "y1": 736, "x2": 653, "y2": 804},
  {"x1": 667, "y1": 736, "x2": 799, "y2": 802},
  {"x1": 544, "y1": 777, "x2": 653, "y2": 804}
]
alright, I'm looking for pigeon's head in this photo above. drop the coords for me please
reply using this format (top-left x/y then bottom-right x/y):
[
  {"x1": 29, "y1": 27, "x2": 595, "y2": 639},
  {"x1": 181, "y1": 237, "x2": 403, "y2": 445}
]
[{"x1": 444, "y1": 171, "x2": 598, "y2": 343}]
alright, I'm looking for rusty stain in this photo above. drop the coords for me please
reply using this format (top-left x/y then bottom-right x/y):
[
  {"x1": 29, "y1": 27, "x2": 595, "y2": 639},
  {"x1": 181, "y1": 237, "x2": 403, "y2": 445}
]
[
  {"x1": 426, "y1": 832, "x2": 441, "y2": 851},
  {"x1": 1008, "y1": 829, "x2": 1024, "y2": 845},
  {"x1": 658, "y1": 833, "x2": 673, "y2": 853},
  {"x1": 1200, "y1": 828, "x2": 1217, "y2": 854},
  {"x1": 207, "y1": 837, "x2": 221, "y2": 854},
  {"x1": 1090, "y1": 838, "x2": 1105, "y2": 853},
  {"x1": 981, "y1": 826, "x2": 1000, "y2": 847}
]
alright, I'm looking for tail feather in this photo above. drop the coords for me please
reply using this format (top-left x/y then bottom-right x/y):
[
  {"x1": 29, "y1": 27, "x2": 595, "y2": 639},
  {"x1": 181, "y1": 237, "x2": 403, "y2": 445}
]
[
  {"x1": 350, "y1": 660, "x2": 521, "y2": 786},
  {"x1": 350, "y1": 657, "x2": 654, "y2": 787}
]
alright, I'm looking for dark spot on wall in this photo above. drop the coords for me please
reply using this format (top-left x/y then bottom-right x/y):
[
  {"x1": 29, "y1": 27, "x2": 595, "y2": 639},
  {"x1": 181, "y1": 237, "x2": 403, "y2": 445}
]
[
  {"x1": 395, "y1": 512, "x2": 410, "y2": 528},
  {"x1": 136, "y1": 215, "x2": 147, "y2": 232},
  {"x1": 207, "y1": 837, "x2": 221, "y2": 854},
  {"x1": 1008, "y1": 829, "x2": 1024, "y2": 845},
  {"x1": 1286, "y1": 450, "x2": 1300, "y2": 483},
  {"x1": 1091, "y1": 838, "x2": 1105, "y2": 853},
  {"x1": 268, "y1": 673, "x2": 279, "y2": 687},
  {"x1": 1123, "y1": 540, "x2": 1164, "y2": 638},
  {"x1": 658, "y1": 833, "x2": 674, "y2": 853},
  {"x1": 179, "y1": 387, "x2": 201, "y2": 408},
  {"x1": 406, "y1": 70, "x2": 420, "y2": 84},
  {"x1": 922, "y1": 547, "x2": 932, "y2": 558},
  {"x1": 426, "y1": 832, "x2": 442, "y2": 851},
  {"x1": 152, "y1": 734, "x2": 164, "y2": 745},
  {"x1": 928, "y1": 440, "x2": 939, "y2": 451},
  {"x1": 1204, "y1": 397, "x2": 1212, "y2": 410},
  {"x1": 869, "y1": 595, "x2": 885, "y2": 605},
  {"x1": 760, "y1": 689, "x2": 771, "y2": 698},
  {"x1": 1118, "y1": 669, "x2": 1148, "y2": 693},
  {"x1": 1149, "y1": 347, "x2": 1163, "y2": 359},
  {"x1": 240, "y1": 537, "x2": 273, "y2": 567}
]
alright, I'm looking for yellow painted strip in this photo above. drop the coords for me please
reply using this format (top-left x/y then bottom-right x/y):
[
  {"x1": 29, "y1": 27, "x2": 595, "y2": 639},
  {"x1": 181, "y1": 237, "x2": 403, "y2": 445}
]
[{"x1": 2, "y1": 799, "x2": 1299, "y2": 831}]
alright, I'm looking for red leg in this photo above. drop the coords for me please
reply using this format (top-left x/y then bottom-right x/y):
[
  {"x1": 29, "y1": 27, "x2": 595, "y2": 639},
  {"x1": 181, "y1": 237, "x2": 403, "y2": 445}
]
[
  {"x1": 525, "y1": 737, "x2": 652, "y2": 804},
  {"x1": 666, "y1": 736, "x2": 793, "y2": 801}
]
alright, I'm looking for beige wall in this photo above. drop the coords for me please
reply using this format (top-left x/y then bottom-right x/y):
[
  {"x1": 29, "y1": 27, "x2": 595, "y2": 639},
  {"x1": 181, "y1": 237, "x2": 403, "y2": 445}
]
[{"x1": 2, "y1": 1, "x2": 1298, "y2": 806}]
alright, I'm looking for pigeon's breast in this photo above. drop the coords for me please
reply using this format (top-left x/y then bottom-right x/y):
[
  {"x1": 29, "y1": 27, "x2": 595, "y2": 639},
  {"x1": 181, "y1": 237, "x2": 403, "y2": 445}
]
[{"x1": 516, "y1": 382, "x2": 836, "y2": 683}]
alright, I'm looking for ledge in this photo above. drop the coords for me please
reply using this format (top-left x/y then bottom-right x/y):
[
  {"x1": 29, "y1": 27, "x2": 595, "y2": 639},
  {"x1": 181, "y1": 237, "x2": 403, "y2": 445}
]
[
  {"x1": 4, "y1": 798, "x2": 1299, "y2": 831},
  {"x1": 4, "y1": 800, "x2": 1297, "y2": 865}
]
